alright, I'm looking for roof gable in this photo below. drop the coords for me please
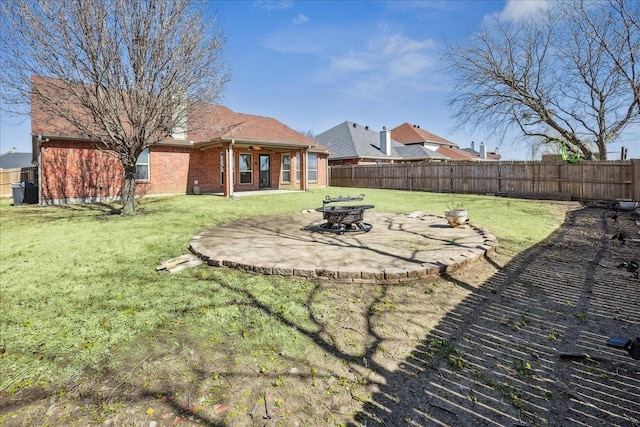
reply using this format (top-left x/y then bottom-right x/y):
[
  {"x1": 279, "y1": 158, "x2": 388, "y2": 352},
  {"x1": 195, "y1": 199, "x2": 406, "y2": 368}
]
[
  {"x1": 436, "y1": 145, "x2": 478, "y2": 160},
  {"x1": 390, "y1": 122, "x2": 458, "y2": 148},
  {"x1": 189, "y1": 105, "x2": 322, "y2": 149}
]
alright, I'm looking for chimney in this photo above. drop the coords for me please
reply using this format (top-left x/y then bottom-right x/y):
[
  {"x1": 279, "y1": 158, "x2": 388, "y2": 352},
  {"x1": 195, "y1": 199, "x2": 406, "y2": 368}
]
[
  {"x1": 380, "y1": 127, "x2": 391, "y2": 156},
  {"x1": 479, "y1": 142, "x2": 487, "y2": 159},
  {"x1": 170, "y1": 93, "x2": 187, "y2": 140},
  {"x1": 471, "y1": 141, "x2": 475, "y2": 152}
]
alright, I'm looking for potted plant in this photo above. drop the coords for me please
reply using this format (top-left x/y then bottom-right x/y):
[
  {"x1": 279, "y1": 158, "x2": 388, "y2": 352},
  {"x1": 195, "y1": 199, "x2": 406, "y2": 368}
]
[{"x1": 444, "y1": 202, "x2": 468, "y2": 227}]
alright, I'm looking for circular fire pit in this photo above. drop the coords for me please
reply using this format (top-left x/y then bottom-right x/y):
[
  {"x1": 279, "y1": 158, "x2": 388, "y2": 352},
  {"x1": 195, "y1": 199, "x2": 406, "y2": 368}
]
[{"x1": 304, "y1": 194, "x2": 374, "y2": 233}]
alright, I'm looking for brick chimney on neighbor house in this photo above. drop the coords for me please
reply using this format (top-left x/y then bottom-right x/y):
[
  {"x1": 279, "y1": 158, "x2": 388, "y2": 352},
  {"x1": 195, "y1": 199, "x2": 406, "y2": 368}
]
[{"x1": 380, "y1": 126, "x2": 391, "y2": 156}]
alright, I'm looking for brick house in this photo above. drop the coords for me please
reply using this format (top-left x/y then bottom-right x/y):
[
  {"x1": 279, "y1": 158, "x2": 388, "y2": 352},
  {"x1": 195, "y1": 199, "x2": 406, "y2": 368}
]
[{"x1": 31, "y1": 76, "x2": 329, "y2": 204}]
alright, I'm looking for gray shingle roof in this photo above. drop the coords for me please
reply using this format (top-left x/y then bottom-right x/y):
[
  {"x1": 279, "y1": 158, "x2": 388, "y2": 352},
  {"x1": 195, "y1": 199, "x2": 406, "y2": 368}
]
[
  {"x1": 315, "y1": 122, "x2": 447, "y2": 161},
  {"x1": 0, "y1": 152, "x2": 34, "y2": 169}
]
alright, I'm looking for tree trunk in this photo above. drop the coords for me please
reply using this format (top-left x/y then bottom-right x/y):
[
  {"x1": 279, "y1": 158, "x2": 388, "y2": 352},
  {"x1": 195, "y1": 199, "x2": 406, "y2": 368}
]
[{"x1": 122, "y1": 162, "x2": 137, "y2": 215}]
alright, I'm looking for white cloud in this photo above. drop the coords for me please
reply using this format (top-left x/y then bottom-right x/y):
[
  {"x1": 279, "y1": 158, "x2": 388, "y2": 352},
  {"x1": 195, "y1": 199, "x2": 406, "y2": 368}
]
[
  {"x1": 322, "y1": 33, "x2": 437, "y2": 97},
  {"x1": 252, "y1": 0, "x2": 293, "y2": 11},
  {"x1": 293, "y1": 13, "x2": 309, "y2": 25},
  {"x1": 330, "y1": 54, "x2": 372, "y2": 72},
  {"x1": 378, "y1": 34, "x2": 435, "y2": 56},
  {"x1": 498, "y1": 0, "x2": 548, "y2": 21},
  {"x1": 260, "y1": 22, "x2": 439, "y2": 98},
  {"x1": 262, "y1": 29, "x2": 327, "y2": 54},
  {"x1": 388, "y1": 52, "x2": 432, "y2": 78}
]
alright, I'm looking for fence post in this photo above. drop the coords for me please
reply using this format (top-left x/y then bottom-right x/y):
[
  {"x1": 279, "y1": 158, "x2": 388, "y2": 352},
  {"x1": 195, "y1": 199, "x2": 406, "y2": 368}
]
[
  {"x1": 410, "y1": 163, "x2": 413, "y2": 191},
  {"x1": 449, "y1": 163, "x2": 454, "y2": 193},
  {"x1": 632, "y1": 159, "x2": 640, "y2": 201}
]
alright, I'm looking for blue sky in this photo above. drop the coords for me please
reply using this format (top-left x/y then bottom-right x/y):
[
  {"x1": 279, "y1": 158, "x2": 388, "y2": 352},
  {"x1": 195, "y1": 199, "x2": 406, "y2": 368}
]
[{"x1": 1, "y1": 0, "x2": 637, "y2": 159}]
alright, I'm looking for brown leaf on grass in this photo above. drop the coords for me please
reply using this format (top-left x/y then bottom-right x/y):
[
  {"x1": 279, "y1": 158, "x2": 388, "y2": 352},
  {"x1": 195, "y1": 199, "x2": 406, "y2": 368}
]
[{"x1": 213, "y1": 404, "x2": 228, "y2": 413}]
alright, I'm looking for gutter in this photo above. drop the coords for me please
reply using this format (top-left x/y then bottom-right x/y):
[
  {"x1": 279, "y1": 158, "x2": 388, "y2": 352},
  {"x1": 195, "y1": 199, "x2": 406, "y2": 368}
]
[
  {"x1": 31, "y1": 134, "x2": 43, "y2": 205},
  {"x1": 197, "y1": 137, "x2": 321, "y2": 151}
]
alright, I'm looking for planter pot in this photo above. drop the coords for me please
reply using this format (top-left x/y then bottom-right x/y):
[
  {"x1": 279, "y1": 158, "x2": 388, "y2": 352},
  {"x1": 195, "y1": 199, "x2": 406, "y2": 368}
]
[
  {"x1": 445, "y1": 209, "x2": 468, "y2": 227},
  {"x1": 618, "y1": 201, "x2": 637, "y2": 211}
]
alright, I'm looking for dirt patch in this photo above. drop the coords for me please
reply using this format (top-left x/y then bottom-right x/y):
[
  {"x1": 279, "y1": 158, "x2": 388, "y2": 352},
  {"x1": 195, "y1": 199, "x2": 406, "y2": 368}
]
[{"x1": 2, "y1": 203, "x2": 639, "y2": 426}]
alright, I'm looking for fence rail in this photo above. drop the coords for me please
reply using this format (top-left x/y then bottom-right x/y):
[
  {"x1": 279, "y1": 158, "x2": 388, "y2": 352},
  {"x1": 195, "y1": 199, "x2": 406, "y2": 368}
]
[
  {"x1": 0, "y1": 167, "x2": 39, "y2": 198},
  {"x1": 329, "y1": 160, "x2": 640, "y2": 201}
]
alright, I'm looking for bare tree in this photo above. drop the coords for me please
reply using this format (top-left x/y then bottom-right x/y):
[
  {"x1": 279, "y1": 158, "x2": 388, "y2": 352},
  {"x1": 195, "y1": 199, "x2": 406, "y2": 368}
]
[
  {"x1": 446, "y1": 0, "x2": 639, "y2": 160},
  {"x1": 0, "y1": 0, "x2": 229, "y2": 214}
]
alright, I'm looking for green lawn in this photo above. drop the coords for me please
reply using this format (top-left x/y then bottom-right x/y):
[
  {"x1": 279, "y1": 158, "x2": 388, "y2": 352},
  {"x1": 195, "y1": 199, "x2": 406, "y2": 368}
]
[{"x1": 0, "y1": 189, "x2": 569, "y2": 424}]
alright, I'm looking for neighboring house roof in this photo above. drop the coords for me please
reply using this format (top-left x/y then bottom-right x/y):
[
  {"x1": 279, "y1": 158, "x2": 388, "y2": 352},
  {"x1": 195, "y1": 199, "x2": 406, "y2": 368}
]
[
  {"x1": 314, "y1": 122, "x2": 447, "y2": 161},
  {"x1": 30, "y1": 75, "x2": 327, "y2": 152},
  {"x1": 390, "y1": 122, "x2": 458, "y2": 148},
  {"x1": 436, "y1": 145, "x2": 479, "y2": 160},
  {"x1": 462, "y1": 145, "x2": 502, "y2": 161},
  {"x1": 0, "y1": 152, "x2": 34, "y2": 169}
]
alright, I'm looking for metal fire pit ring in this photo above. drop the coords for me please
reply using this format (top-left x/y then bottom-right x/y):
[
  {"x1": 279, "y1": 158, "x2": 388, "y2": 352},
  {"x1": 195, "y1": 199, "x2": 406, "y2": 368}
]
[{"x1": 305, "y1": 194, "x2": 375, "y2": 234}]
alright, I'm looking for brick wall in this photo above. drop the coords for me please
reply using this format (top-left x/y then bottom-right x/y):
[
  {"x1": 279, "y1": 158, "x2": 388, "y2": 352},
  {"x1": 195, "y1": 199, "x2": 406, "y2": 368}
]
[
  {"x1": 40, "y1": 140, "x2": 124, "y2": 203},
  {"x1": 187, "y1": 146, "x2": 221, "y2": 194},
  {"x1": 146, "y1": 146, "x2": 191, "y2": 194},
  {"x1": 39, "y1": 140, "x2": 328, "y2": 203},
  {"x1": 40, "y1": 140, "x2": 195, "y2": 203},
  {"x1": 329, "y1": 158, "x2": 361, "y2": 166}
]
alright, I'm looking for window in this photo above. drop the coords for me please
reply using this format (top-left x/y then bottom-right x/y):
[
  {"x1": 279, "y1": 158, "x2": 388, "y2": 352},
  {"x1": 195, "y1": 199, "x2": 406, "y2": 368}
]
[
  {"x1": 308, "y1": 153, "x2": 318, "y2": 182},
  {"x1": 135, "y1": 148, "x2": 149, "y2": 180},
  {"x1": 282, "y1": 154, "x2": 291, "y2": 183},
  {"x1": 295, "y1": 153, "x2": 300, "y2": 181},
  {"x1": 239, "y1": 153, "x2": 252, "y2": 184}
]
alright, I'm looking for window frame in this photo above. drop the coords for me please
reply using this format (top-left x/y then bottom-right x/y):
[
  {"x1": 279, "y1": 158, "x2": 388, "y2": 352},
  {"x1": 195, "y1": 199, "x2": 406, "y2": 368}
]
[
  {"x1": 308, "y1": 153, "x2": 318, "y2": 183},
  {"x1": 135, "y1": 148, "x2": 150, "y2": 181},
  {"x1": 281, "y1": 154, "x2": 291, "y2": 183},
  {"x1": 238, "y1": 152, "x2": 253, "y2": 185}
]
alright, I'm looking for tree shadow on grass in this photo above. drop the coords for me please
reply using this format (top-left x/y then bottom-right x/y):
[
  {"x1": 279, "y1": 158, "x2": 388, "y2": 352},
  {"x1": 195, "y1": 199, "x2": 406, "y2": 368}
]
[{"x1": 350, "y1": 206, "x2": 640, "y2": 426}]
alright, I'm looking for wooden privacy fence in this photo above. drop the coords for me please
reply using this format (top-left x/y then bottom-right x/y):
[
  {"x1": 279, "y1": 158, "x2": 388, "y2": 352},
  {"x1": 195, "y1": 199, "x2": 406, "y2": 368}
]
[
  {"x1": 329, "y1": 160, "x2": 640, "y2": 201},
  {"x1": 0, "y1": 167, "x2": 38, "y2": 198}
]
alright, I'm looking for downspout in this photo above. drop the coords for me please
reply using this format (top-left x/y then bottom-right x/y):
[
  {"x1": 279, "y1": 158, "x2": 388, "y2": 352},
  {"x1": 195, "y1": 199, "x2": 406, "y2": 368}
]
[
  {"x1": 35, "y1": 135, "x2": 42, "y2": 205},
  {"x1": 325, "y1": 150, "x2": 330, "y2": 188},
  {"x1": 306, "y1": 145, "x2": 313, "y2": 191},
  {"x1": 308, "y1": 145, "x2": 313, "y2": 192}
]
